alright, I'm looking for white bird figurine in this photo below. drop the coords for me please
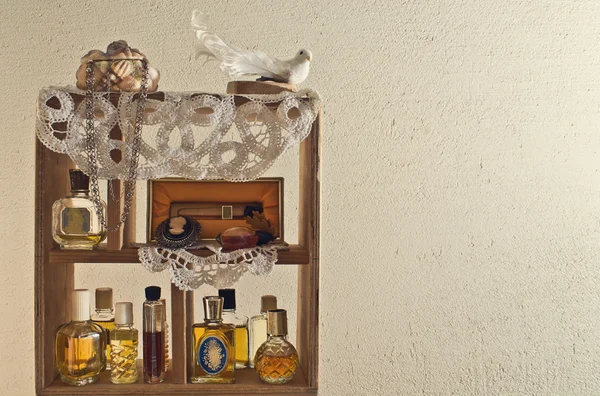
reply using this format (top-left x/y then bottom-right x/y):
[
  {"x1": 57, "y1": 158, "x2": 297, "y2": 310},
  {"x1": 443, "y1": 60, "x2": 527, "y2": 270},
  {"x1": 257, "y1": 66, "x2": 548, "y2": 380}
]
[{"x1": 191, "y1": 10, "x2": 312, "y2": 85}]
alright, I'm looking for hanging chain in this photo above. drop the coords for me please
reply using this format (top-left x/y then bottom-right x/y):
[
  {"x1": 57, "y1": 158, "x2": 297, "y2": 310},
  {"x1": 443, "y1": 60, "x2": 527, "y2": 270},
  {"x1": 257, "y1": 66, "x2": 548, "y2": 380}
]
[{"x1": 85, "y1": 58, "x2": 149, "y2": 232}]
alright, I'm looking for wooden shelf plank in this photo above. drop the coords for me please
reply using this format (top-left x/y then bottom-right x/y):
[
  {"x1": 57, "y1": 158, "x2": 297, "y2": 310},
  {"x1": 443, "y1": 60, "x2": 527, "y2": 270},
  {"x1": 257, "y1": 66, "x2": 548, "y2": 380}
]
[
  {"x1": 48, "y1": 245, "x2": 309, "y2": 265},
  {"x1": 39, "y1": 364, "x2": 315, "y2": 396}
]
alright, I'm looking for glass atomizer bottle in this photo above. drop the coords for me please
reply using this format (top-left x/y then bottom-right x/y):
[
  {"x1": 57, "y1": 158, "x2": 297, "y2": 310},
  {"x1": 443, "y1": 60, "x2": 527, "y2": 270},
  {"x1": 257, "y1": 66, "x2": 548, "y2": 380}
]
[
  {"x1": 190, "y1": 296, "x2": 235, "y2": 384},
  {"x1": 55, "y1": 289, "x2": 106, "y2": 386},
  {"x1": 143, "y1": 286, "x2": 165, "y2": 383},
  {"x1": 90, "y1": 287, "x2": 115, "y2": 370},
  {"x1": 248, "y1": 295, "x2": 277, "y2": 368},
  {"x1": 52, "y1": 169, "x2": 106, "y2": 250},
  {"x1": 218, "y1": 288, "x2": 248, "y2": 369},
  {"x1": 255, "y1": 309, "x2": 299, "y2": 384},
  {"x1": 110, "y1": 302, "x2": 139, "y2": 384}
]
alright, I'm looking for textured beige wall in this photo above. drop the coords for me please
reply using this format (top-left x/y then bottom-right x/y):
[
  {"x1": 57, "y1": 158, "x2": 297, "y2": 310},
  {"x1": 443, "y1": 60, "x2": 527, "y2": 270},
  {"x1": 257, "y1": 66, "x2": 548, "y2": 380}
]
[{"x1": 2, "y1": 0, "x2": 600, "y2": 395}]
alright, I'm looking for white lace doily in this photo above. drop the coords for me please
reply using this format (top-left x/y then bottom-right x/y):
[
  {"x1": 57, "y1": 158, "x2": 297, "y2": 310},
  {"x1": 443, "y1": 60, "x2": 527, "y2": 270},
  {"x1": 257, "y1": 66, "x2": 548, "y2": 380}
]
[
  {"x1": 36, "y1": 86, "x2": 321, "y2": 181},
  {"x1": 137, "y1": 244, "x2": 283, "y2": 290}
]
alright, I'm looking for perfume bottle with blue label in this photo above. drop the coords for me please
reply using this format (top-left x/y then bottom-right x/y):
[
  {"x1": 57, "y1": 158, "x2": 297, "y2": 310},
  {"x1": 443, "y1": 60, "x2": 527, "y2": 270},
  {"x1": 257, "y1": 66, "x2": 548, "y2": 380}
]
[{"x1": 190, "y1": 296, "x2": 235, "y2": 384}]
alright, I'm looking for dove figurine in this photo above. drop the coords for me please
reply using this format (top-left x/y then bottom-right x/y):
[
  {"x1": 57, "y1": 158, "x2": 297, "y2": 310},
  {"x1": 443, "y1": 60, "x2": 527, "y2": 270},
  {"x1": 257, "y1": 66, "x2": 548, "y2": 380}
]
[{"x1": 191, "y1": 10, "x2": 312, "y2": 85}]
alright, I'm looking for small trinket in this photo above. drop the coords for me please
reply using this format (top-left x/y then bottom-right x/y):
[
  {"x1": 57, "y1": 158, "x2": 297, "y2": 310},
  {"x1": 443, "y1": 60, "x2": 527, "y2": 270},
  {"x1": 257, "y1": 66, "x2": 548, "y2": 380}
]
[
  {"x1": 216, "y1": 212, "x2": 276, "y2": 250},
  {"x1": 155, "y1": 216, "x2": 201, "y2": 249},
  {"x1": 216, "y1": 227, "x2": 259, "y2": 250},
  {"x1": 245, "y1": 211, "x2": 276, "y2": 245},
  {"x1": 75, "y1": 40, "x2": 160, "y2": 92}
]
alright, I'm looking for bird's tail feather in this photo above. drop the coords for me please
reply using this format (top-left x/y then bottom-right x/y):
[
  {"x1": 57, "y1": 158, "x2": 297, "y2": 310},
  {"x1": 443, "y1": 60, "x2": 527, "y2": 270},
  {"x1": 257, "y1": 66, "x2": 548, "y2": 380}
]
[{"x1": 191, "y1": 10, "x2": 232, "y2": 62}]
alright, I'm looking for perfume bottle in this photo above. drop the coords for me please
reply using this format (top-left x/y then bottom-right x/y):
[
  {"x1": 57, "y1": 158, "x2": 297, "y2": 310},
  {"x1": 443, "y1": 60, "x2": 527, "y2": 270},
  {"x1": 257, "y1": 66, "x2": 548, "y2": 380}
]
[
  {"x1": 110, "y1": 302, "x2": 138, "y2": 384},
  {"x1": 190, "y1": 296, "x2": 235, "y2": 384},
  {"x1": 55, "y1": 289, "x2": 106, "y2": 386},
  {"x1": 52, "y1": 169, "x2": 106, "y2": 250},
  {"x1": 160, "y1": 298, "x2": 169, "y2": 372},
  {"x1": 90, "y1": 287, "x2": 115, "y2": 370},
  {"x1": 143, "y1": 286, "x2": 165, "y2": 384},
  {"x1": 219, "y1": 289, "x2": 249, "y2": 369},
  {"x1": 255, "y1": 309, "x2": 299, "y2": 384},
  {"x1": 248, "y1": 295, "x2": 277, "y2": 368}
]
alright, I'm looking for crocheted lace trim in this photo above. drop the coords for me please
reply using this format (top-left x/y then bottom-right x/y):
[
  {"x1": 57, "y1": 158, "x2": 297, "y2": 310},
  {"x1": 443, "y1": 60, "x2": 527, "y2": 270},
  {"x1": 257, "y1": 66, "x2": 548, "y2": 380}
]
[{"x1": 36, "y1": 86, "x2": 320, "y2": 181}]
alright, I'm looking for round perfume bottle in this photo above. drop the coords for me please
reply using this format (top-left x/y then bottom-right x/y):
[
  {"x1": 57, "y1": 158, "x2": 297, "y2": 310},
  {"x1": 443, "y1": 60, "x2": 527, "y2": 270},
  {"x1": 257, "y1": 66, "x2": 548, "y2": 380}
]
[{"x1": 254, "y1": 309, "x2": 299, "y2": 384}]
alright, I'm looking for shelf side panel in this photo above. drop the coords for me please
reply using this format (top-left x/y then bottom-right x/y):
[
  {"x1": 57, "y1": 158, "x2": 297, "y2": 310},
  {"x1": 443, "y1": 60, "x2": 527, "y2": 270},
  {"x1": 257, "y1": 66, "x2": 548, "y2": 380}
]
[
  {"x1": 170, "y1": 285, "x2": 193, "y2": 384},
  {"x1": 297, "y1": 112, "x2": 321, "y2": 388},
  {"x1": 35, "y1": 143, "x2": 75, "y2": 390}
]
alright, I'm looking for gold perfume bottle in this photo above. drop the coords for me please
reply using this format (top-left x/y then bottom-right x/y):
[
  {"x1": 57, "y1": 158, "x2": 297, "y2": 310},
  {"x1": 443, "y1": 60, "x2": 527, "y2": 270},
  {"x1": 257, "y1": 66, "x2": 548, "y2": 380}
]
[
  {"x1": 90, "y1": 287, "x2": 115, "y2": 370},
  {"x1": 219, "y1": 289, "x2": 249, "y2": 369},
  {"x1": 255, "y1": 309, "x2": 299, "y2": 384},
  {"x1": 52, "y1": 169, "x2": 106, "y2": 250},
  {"x1": 110, "y1": 302, "x2": 139, "y2": 384},
  {"x1": 55, "y1": 289, "x2": 106, "y2": 386},
  {"x1": 248, "y1": 295, "x2": 277, "y2": 368},
  {"x1": 190, "y1": 296, "x2": 235, "y2": 384}
]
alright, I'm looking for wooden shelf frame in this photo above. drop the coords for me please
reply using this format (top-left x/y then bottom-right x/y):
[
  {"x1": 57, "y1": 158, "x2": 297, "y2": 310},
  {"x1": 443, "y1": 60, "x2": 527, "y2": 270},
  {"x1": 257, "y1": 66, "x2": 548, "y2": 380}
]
[{"x1": 34, "y1": 99, "x2": 321, "y2": 395}]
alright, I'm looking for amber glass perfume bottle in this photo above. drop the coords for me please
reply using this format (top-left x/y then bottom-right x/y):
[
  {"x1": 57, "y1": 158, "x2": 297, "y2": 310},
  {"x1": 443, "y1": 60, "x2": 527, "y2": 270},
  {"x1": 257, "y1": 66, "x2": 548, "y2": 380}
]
[
  {"x1": 110, "y1": 302, "x2": 139, "y2": 384},
  {"x1": 90, "y1": 287, "x2": 115, "y2": 370},
  {"x1": 55, "y1": 289, "x2": 106, "y2": 386},
  {"x1": 248, "y1": 295, "x2": 277, "y2": 368},
  {"x1": 52, "y1": 169, "x2": 106, "y2": 250},
  {"x1": 219, "y1": 288, "x2": 249, "y2": 369},
  {"x1": 255, "y1": 309, "x2": 299, "y2": 384},
  {"x1": 190, "y1": 296, "x2": 235, "y2": 384},
  {"x1": 143, "y1": 286, "x2": 165, "y2": 384}
]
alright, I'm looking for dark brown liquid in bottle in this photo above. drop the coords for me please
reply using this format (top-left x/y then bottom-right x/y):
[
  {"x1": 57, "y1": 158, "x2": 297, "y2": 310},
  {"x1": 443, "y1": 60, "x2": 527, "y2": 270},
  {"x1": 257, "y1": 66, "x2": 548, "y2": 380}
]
[{"x1": 143, "y1": 331, "x2": 164, "y2": 380}]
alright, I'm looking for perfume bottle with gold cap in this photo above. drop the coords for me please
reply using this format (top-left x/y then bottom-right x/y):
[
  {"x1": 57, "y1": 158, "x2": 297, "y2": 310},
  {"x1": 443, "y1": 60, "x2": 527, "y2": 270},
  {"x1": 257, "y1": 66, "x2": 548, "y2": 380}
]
[
  {"x1": 190, "y1": 296, "x2": 235, "y2": 384},
  {"x1": 52, "y1": 169, "x2": 106, "y2": 250},
  {"x1": 248, "y1": 295, "x2": 277, "y2": 368},
  {"x1": 254, "y1": 309, "x2": 299, "y2": 384},
  {"x1": 90, "y1": 287, "x2": 115, "y2": 370}
]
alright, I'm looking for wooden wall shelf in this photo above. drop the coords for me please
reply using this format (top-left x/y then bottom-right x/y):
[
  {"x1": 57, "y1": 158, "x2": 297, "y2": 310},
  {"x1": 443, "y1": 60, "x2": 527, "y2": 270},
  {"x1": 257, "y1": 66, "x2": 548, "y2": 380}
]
[
  {"x1": 48, "y1": 245, "x2": 310, "y2": 265},
  {"x1": 34, "y1": 84, "x2": 320, "y2": 396},
  {"x1": 40, "y1": 362, "x2": 315, "y2": 396}
]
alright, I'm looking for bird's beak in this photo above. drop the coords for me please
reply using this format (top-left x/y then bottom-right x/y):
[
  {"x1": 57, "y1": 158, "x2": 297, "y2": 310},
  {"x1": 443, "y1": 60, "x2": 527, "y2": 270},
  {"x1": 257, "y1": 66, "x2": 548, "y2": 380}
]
[{"x1": 307, "y1": 55, "x2": 311, "y2": 62}]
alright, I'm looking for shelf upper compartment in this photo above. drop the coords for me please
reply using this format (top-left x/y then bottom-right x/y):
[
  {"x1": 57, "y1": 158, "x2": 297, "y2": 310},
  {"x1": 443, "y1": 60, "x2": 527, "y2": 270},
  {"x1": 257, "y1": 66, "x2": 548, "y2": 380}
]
[
  {"x1": 40, "y1": 363, "x2": 315, "y2": 396},
  {"x1": 48, "y1": 245, "x2": 310, "y2": 265}
]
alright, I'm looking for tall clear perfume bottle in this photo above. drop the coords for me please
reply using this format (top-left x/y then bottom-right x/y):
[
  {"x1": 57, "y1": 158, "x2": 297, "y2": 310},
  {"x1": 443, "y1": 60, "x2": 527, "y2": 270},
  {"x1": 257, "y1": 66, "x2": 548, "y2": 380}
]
[
  {"x1": 190, "y1": 296, "x2": 235, "y2": 384},
  {"x1": 110, "y1": 302, "x2": 139, "y2": 384},
  {"x1": 55, "y1": 289, "x2": 106, "y2": 386},
  {"x1": 255, "y1": 309, "x2": 299, "y2": 384},
  {"x1": 248, "y1": 295, "x2": 277, "y2": 368},
  {"x1": 90, "y1": 287, "x2": 115, "y2": 370},
  {"x1": 143, "y1": 286, "x2": 165, "y2": 384},
  {"x1": 160, "y1": 298, "x2": 169, "y2": 372},
  {"x1": 218, "y1": 289, "x2": 248, "y2": 369},
  {"x1": 52, "y1": 169, "x2": 106, "y2": 250}
]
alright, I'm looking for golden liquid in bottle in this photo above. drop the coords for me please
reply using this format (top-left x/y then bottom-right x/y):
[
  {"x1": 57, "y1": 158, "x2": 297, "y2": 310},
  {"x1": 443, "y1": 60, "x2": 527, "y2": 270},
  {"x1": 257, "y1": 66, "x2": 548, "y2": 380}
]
[
  {"x1": 256, "y1": 354, "x2": 299, "y2": 384},
  {"x1": 93, "y1": 320, "x2": 115, "y2": 370},
  {"x1": 110, "y1": 333, "x2": 138, "y2": 384},
  {"x1": 190, "y1": 325, "x2": 235, "y2": 383},
  {"x1": 55, "y1": 331, "x2": 104, "y2": 386},
  {"x1": 234, "y1": 326, "x2": 249, "y2": 369}
]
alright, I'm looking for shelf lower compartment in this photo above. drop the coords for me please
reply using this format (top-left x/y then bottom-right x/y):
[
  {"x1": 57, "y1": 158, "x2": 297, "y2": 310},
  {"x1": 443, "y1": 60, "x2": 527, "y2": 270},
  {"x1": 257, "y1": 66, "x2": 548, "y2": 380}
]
[
  {"x1": 40, "y1": 363, "x2": 315, "y2": 396},
  {"x1": 48, "y1": 245, "x2": 310, "y2": 265}
]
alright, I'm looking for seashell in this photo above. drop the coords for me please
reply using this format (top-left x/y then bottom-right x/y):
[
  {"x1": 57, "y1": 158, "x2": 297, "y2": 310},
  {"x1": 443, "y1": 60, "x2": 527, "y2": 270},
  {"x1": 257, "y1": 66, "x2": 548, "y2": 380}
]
[{"x1": 75, "y1": 40, "x2": 160, "y2": 92}]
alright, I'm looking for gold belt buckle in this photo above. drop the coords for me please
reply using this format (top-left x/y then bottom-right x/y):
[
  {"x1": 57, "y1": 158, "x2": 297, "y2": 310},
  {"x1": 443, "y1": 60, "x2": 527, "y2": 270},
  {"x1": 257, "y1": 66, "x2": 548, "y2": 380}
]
[{"x1": 221, "y1": 205, "x2": 233, "y2": 219}]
